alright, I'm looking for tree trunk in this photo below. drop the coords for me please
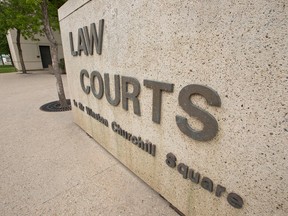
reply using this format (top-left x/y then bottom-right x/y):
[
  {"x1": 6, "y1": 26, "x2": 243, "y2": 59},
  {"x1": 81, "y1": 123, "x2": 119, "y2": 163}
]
[
  {"x1": 41, "y1": 0, "x2": 68, "y2": 108},
  {"x1": 0, "y1": 55, "x2": 4, "y2": 65},
  {"x1": 16, "y1": 29, "x2": 27, "y2": 73}
]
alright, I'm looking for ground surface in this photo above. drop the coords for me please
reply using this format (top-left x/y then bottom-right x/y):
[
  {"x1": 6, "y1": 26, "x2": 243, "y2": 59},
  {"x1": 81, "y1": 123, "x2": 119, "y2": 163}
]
[{"x1": 0, "y1": 71, "x2": 178, "y2": 216}]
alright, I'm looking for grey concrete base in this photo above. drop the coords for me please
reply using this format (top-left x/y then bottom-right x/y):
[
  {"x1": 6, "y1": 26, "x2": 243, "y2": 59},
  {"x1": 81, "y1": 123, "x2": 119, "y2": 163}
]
[{"x1": 0, "y1": 72, "x2": 178, "y2": 216}]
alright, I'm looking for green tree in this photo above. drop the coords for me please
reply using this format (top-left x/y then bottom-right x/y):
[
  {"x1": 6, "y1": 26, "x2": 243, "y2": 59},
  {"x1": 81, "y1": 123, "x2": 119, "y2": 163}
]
[
  {"x1": 0, "y1": 33, "x2": 8, "y2": 65},
  {"x1": 0, "y1": 32, "x2": 10, "y2": 54},
  {"x1": 1, "y1": 0, "x2": 68, "y2": 108},
  {"x1": 39, "y1": 0, "x2": 68, "y2": 107},
  {"x1": 0, "y1": 32, "x2": 14, "y2": 66},
  {"x1": 0, "y1": 0, "x2": 42, "y2": 73}
]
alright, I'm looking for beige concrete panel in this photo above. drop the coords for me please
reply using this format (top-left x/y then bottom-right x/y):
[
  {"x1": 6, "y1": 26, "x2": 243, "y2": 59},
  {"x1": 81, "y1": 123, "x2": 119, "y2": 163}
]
[
  {"x1": 6, "y1": 30, "x2": 20, "y2": 69},
  {"x1": 59, "y1": 1, "x2": 288, "y2": 215}
]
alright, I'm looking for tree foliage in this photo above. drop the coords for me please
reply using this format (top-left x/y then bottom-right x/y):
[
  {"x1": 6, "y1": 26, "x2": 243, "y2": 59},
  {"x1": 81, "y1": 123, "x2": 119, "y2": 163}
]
[
  {"x1": 0, "y1": 32, "x2": 10, "y2": 54},
  {"x1": 0, "y1": 0, "x2": 42, "y2": 72},
  {"x1": 0, "y1": 0, "x2": 67, "y2": 41},
  {"x1": 0, "y1": 0, "x2": 68, "y2": 106},
  {"x1": 0, "y1": 0, "x2": 42, "y2": 39}
]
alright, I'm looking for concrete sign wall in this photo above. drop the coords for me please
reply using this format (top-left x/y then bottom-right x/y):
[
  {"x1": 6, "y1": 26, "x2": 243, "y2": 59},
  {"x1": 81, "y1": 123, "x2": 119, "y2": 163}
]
[{"x1": 59, "y1": 1, "x2": 288, "y2": 215}]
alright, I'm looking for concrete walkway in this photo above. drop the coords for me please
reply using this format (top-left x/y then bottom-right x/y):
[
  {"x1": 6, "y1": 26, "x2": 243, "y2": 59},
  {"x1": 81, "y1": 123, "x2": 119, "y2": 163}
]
[{"x1": 0, "y1": 71, "x2": 178, "y2": 216}]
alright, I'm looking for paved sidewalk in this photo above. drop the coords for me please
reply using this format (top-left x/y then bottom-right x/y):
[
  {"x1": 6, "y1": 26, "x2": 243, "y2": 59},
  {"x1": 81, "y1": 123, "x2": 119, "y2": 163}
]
[{"x1": 0, "y1": 71, "x2": 178, "y2": 216}]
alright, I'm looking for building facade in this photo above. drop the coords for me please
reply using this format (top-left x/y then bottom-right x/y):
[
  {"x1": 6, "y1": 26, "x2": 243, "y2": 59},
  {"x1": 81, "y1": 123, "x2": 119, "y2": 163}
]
[{"x1": 6, "y1": 29, "x2": 64, "y2": 71}]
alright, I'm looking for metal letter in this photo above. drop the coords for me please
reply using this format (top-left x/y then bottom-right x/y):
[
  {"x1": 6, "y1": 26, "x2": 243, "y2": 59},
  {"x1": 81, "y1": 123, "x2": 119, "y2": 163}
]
[
  {"x1": 104, "y1": 74, "x2": 120, "y2": 106},
  {"x1": 227, "y1": 193, "x2": 243, "y2": 209},
  {"x1": 80, "y1": 69, "x2": 90, "y2": 94},
  {"x1": 188, "y1": 169, "x2": 200, "y2": 184},
  {"x1": 176, "y1": 84, "x2": 221, "y2": 141},
  {"x1": 90, "y1": 71, "x2": 104, "y2": 99},
  {"x1": 137, "y1": 137, "x2": 144, "y2": 149},
  {"x1": 83, "y1": 20, "x2": 104, "y2": 55},
  {"x1": 165, "y1": 153, "x2": 177, "y2": 168},
  {"x1": 69, "y1": 32, "x2": 78, "y2": 56},
  {"x1": 131, "y1": 136, "x2": 138, "y2": 144},
  {"x1": 215, "y1": 185, "x2": 226, "y2": 197},
  {"x1": 201, "y1": 177, "x2": 213, "y2": 192},
  {"x1": 73, "y1": 99, "x2": 78, "y2": 107},
  {"x1": 78, "y1": 28, "x2": 88, "y2": 56},
  {"x1": 177, "y1": 163, "x2": 188, "y2": 179},
  {"x1": 86, "y1": 106, "x2": 92, "y2": 115},
  {"x1": 144, "y1": 80, "x2": 174, "y2": 124},
  {"x1": 111, "y1": 121, "x2": 118, "y2": 132},
  {"x1": 122, "y1": 76, "x2": 141, "y2": 116},
  {"x1": 151, "y1": 145, "x2": 156, "y2": 156}
]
